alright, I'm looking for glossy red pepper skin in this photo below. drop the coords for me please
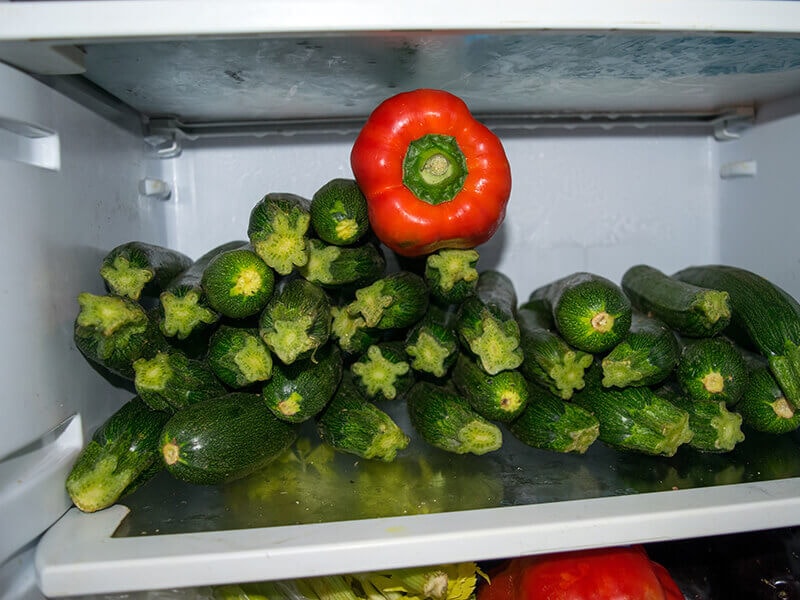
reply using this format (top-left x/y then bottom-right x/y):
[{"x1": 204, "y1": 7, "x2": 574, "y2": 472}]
[
  {"x1": 350, "y1": 89, "x2": 512, "y2": 257},
  {"x1": 477, "y1": 546, "x2": 684, "y2": 600}
]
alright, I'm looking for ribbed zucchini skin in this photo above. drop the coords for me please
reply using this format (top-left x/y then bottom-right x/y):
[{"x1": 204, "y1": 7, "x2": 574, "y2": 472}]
[
  {"x1": 508, "y1": 381, "x2": 599, "y2": 454},
  {"x1": 309, "y1": 178, "x2": 370, "y2": 246},
  {"x1": 347, "y1": 271, "x2": 429, "y2": 330},
  {"x1": 530, "y1": 272, "x2": 632, "y2": 353},
  {"x1": 456, "y1": 270, "x2": 523, "y2": 375},
  {"x1": 258, "y1": 277, "x2": 331, "y2": 365},
  {"x1": 298, "y1": 238, "x2": 386, "y2": 289},
  {"x1": 738, "y1": 364, "x2": 800, "y2": 434},
  {"x1": 207, "y1": 325, "x2": 273, "y2": 388},
  {"x1": 201, "y1": 247, "x2": 275, "y2": 319},
  {"x1": 601, "y1": 312, "x2": 680, "y2": 388},
  {"x1": 451, "y1": 352, "x2": 529, "y2": 422},
  {"x1": 674, "y1": 265, "x2": 800, "y2": 408},
  {"x1": 574, "y1": 368, "x2": 693, "y2": 456},
  {"x1": 262, "y1": 343, "x2": 343, "y2": 423},
  {"x1": 247, "y1": 193, "x2": 312, "y2": 275},
  {"x1": 133, "y1": 350, "x2": 226, "y2": 412},
  {"x1": 316, "y1": 373, "x2": 410, "y2": 461},
  {"x1": 160, "y1": 392, "x2": 298, "y2": 485},
  {"x1": 516, "y1": 299, "x2": 593, "y2": 399},
  {"x1": 621, "y1": 264, "x2": 731, "y2": 337},
  {"x1": 66, "y1": 397, "x2": 170, "y2": 512},
  {"x1": 100, "y1": 241, "x2": 193, "y2": 301},
  {"x1": 675, "y1": 337, "x2": 748, "y2": 405},
  {"x1": 406, "y1": 381, "x2": 503, "y2": 455}
]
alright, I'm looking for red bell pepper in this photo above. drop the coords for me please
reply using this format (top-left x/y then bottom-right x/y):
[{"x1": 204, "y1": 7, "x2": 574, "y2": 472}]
[
  {"x1": 350, "y1": 89, "x2": 512, "y2": 257},
  {"x1": 477, "y1": 546, "x2": 684, "y2": 600}
]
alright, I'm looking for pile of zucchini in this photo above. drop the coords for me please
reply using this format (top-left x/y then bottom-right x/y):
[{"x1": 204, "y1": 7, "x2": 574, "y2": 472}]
[{"x1": 66, "y1": 178, "x2": 800, "y2": 514}]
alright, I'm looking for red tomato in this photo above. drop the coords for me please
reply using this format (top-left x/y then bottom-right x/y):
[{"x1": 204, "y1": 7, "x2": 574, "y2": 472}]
[{"x1": 477, "y1": 546, "x2": 683, "y2": 600}]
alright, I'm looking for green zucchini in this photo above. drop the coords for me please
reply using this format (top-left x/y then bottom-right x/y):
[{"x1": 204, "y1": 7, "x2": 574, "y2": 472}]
[
  {"x1": 507, "y1": 381, "x2": 599, "y2": 454},
  {"x1": 258, "y1": 277, "x2": 331, "y2": 365},
  {"x1": 262, "y1": 343, "x2": 343, "y2": 423},
  {"x1": 330, "y1": 303, "x2": 381, "y2": 356},
  {"x1": 516, "y1": 299, "x2": 593, "y2": 399},
  {"x1": 74, "y1": 293, "x2": 168, "y2": 380},
  {"x1": 206, "y1": 325, "x2": 273, "y2": 389},
  {"x1": 456, "y1": 269, "x2": 523, "y2": 375},
  {"x1": 406, "y1": 380, "x2": 503, "y2": 455},
  {"x1": 247, "y1": 192, "x2": 312, "y2": 275},
  {"x1": 309, "y1": 178, "x2": 370, "y2": 246},
  {"x1": 316, "y1": 373, "x2": 410, "y2": 461},
  {"x1": 159, "y1": 241, "x2": 247, "y2": 339},
  {"x1": 100, "y1": 241, "x2": 192, "y2": 301},
  {"x1": 298, "y1": 238, "x2": 386, "y2": 289},
  {"x1": 621, "y1": 264, "x2": 731, "y2": 337},
  {"x1": 201, "y1": 247, "x2": 275, "y2": 319},
  {"x1": 656, "y1": 383, "x2": 745, "y2": 453},
  {"x1": 675, "y1": 336, "x2": 748, "y2": 405},
  {"x1": 160, "y1": 392, "x2": 298, "y2": 485},
  {"x1": 133, "y1": 349, "x2": 226, "y2": 412},
  {"x1": 66, "y1": 397, "x2": 170, "y2": 512},
  {"x1": 674, "y1": 264, "x2": 800, "y2": 408},
  {"x1": 346, "y1": 271, "x2": 429, "y2": 330},
  {"x1": 530, "y1": 272, "x2": 632, "y2": 353},
  {"x1": 601, "y1": 312, "x2": 680, "y2": 388},
  {"x1": 424, "y1": 249, "x2": 480, "y2": 304},
  {"x1": 451, "y1": 352, "x2": 529, "y2": 422},
  {"x1": 574, "y1": 367, "x2": 693, "y2": 456},
  {"x1": 403, "y1": 302, "x2": 460, "y2": 378},
  {"x1": 738, "y1": 363, "x2": 800, "y2": 434},
  {"x1": 350, "y1": 341, "x2": 414, "y2": 402}
]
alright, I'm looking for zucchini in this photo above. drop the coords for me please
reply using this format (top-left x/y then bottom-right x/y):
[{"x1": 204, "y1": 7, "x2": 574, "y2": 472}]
[
  {"x1": 424, "y1": 249, "x2": 480, "y2": 304},
  {"x1": 656, "y1": 383, "x2": 745, "y2": 453},
  {"x1": 262, "y1": 343, "x2": 343, "y2": 423},
  {"x1": 451, "y1": 352, "x2": 529, "y2": 423},
  {"x1": 330, "y1": 303, "x2": 381, "y2": 356},
  {"x1": 601, "y1": 312, "x2": 680, "y2": 388},
  {"x1": 160, "y1": 392, "x2": 298, "y2": 485},
  {"x1": 403, "y1": 302, "x2": 460, "y2": 378},
  {"x1": 621, "y1": 264, "x2": 731, "y2": 337},
  {"x1": 316, "y1": 372, "x2": 410, "y2": 461},
  {"x1": 406, "y1": 380, "x2": 503, "y2": 455},
  {"x1": 206, "y1": 325, "x2": 273, "y2": 389},
  {"x1": 507, "y1": 381, "x2": 599, "y2": 454},
  {"x1": 350, "y1": 341, "x2": 414, "y2": 402},
  {"x1": 66, "y1": 397, "x2": 170, "y2": 512},
  {"x1": 298, "y1": 238, "x2": 386, "y2": 289},
  {"x1": 738, "y1": 363, "x2": 800, "y2": 434},
  {"x1": 456, "y1": 270, "x2": 523, "y2": 375},
  {"x1": 100, "y1": 241, "x2": 192, "y2": 301},
  {"x1": 309, "y1": 178, "x2": 370, "y2": 246},
  {"x1": 574, "y1": 367, "x2": 693, "y2": 456},
  {"x1": 258, "y1": 277, "x2": 332, "y2": 365},
  {"x1": 530, "y1": 272, "x2": 632, "y2": 353},
  {"x1": 674, "y1": 264, "x2": 800, "y2": 408},
  {"x1": 346, "y1": 271, "x2": 429, "y2": 330},
  {"x1": 201, "y1": 247, "x2": 275, "y2": 319},
  {"x1": 159, "y1": 241, "x2": 247, "y2": 339},
  {"x1": 516, "y1": 299, "x2": 593, "y2": 399},
  {"x1": 247, "y1": 192, "x2": 312, "y2": 275},
  {"x1": 675, "y1": 336, "x2": 748, "y2": 405},
  {"x1": 133, "y1": 349, "x2": 226, "y2": 412},
  {"x1": 74, "y1": 293, "x2": 168, "y2": 380}
]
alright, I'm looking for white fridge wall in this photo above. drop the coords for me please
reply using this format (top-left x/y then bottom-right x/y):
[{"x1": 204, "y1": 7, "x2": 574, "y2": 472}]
[{"x1": 169, "y1": 131, "x2": 718, "y2": 297}]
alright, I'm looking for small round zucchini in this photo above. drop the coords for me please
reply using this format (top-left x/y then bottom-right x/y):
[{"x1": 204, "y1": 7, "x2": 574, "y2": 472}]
[
  {"x1": 451, "y1": 352, "x2": 529, "y2": 422},
  {"x1": 247, "y1": 193, "x2": 312, "y2": 275},
  {"x1": 346, "y1": 271, "x2": 429, "y2": 330},
  {"x1": 310, "y1": 178, "x2": 370, "y2": 246},
  {"x1": 207, "y1": 325, "x2": 273, "y2": 388},
  {"x1": 298, "y1": 238, "x2": 386, "y2": 289},
  {"x1": 201, "y1": 247, "x2": 275, "y2": 319},
  {"x1": 133, "y1": 349, "x2": 226, "y2": 412},
  {"x1": 738, "y1": 364, "x2": 800, "y2": 434},
  {"x1": 676, "y1": 337, "x2": 748, "y2": 405},
  {"x1": 351, "y1": 342, "x2": 415, "y2": 402},
  {"x1": 100, "y1": 241, "x2": 192, "y2": 301},
  {"x1": 424, "y1": 248, "x2": 480, "y2": 304}
]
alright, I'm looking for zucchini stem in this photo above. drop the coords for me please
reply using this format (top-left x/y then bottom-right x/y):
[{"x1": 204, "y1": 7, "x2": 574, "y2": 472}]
[
  {"x1": 590, "y1": 311, "x2": 614, "y2": 333},
  {"x1": 463, "y1": 315, "x2": 523, "y2": 375},
  {"x1": 702, "y1": 371, "x2": 725, "y2": 394}
]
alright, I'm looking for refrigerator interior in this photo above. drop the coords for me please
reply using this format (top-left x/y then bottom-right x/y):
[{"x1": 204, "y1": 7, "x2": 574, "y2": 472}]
[{"x1": 3, "y1": 2, "x2": 800, "y2": 597}]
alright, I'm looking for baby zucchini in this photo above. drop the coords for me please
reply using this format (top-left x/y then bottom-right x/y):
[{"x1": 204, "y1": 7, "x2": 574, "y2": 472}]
[
  {"x1": 206, "y1": 325, "x2": 273, "y2": 389},
  {"x1": 133, "y1": 349, "x2": 226, "y2": 412},
  {"x1": 160, "y1": 392, "x2": 298, "y2": 485},
  {"x1": 675, "y1": 336, "x2": 748, "y2": 405},
  {"x1": 424, "y1": 248, "x2": 480, "y2": 304},
  {"x1": 100, "y1": 241, "x2": 192, "y2": 301},
  {"x1": 737, "y1": 362, "x2": 800, "y2": 434},
  {"x1": 351, "y1": 341, "x2": 414, "y2": 402},
  {"x1": 456, "y1": 269, "x2": 523, "y2": 375},
  {"x1": 451, "y1": 352, "x2": 529, "y2": 423},
  {"x1": 201, "y1": 247, "x2": 275, "y2": 319},
  {"x1": 346, "y1": 271, "x2": 429, "y2": 330},
  {"x1": 530, "y1": 271, "x2": 632, "y2": 353},
  {"x1": 404, "y1": 302, "x2": 460, "y2": 379},
  {"x1": 309, "y1": 178, "x2": 370, "y2": 246},
  {"x1": 621, "y1": 264, "x2": 731, "y2": 337},
  {"x1": 298, "y1": 238, "x2": 386, "y2": 289},
  {"x1": 247, "y1": 192, "x2": 312, "y2": 275}
]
